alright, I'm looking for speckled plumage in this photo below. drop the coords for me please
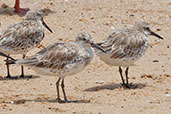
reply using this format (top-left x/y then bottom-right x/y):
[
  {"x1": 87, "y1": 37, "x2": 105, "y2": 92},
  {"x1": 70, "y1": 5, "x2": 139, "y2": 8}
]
[
  {"x1": 5, "y1": 32, "x2": 105, "y2": 102},
  {"x1": 16, "y1": 41, "x2": 93, "y2": 77},
  {"x1": 96, "y1": 22, "x2": 163, "y2": 88},
  {"x1": 0, "y1": 10, "x2": 52, "y2": 78},
  {"x1": 0, "y1": 20, "x2": 44, "y2": 54}
]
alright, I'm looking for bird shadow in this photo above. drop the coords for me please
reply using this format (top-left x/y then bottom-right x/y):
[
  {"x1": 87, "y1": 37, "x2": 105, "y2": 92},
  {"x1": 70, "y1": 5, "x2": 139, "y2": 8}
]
[
  {"x1": 0, "y1": 4, "x2": 20, "y2": 16},
  {"x1": 84, "y1": 83, "x2": 147, "y2": 92},
  {"x1": 0, "y1": 3, "x2": 56, "y2": 17},
  {"x1": 0, "y1": 75, "x2": 40, "y2": 81},
  {"x1": 9, "y1": 98, "x2": 90, "y2": 104}
]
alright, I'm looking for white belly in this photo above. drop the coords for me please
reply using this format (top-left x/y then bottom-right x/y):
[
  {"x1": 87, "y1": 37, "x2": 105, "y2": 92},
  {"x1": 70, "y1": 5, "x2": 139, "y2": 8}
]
[
  {"x1": 29, "y1": 60, "x2": 90, "y2": 78},
  {"x1": 99, "y1": 54, "x2": 136, "y2": 67},
  {"x1": 99, "y1": 45, "x2": 148, "y2": 67}
]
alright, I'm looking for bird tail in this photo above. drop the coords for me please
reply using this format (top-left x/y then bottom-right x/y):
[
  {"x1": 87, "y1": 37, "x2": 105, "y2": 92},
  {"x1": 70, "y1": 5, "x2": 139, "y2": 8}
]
[
  {"x1": 5, "y1": 59, "x2": 17, "y2": 65},
  {"x1": 0, "y1": 51, "x2": 16, "y2": 65}
]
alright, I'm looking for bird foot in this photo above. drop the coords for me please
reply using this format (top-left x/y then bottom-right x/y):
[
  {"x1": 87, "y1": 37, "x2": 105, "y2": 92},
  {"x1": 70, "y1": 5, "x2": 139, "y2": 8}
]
[
  {"x1": 121, "y1": 83, "x2": 130, "y2": 89},
  {"x1": 56, "y1": 98, "x2": 69, "y2": 103},
  {"x1": 5, "y1": 75, "x2": 18, "y2": 79},
  {"x1": 19, "y1": 74, "x2": 24, "y2": 78},
  {"x1": 14, "y1": 8, "x2": 29, "y2": 15},
  {"x1": 19, "y1": 75, "x2": 33, "y2": 79},
  {"x1": 121, "y1": 82, "x2": 137, "y2": 89}
]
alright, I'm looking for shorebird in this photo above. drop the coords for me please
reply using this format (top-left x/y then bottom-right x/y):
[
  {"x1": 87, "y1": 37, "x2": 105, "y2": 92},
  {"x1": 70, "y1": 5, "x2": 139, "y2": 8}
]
[
  {"x1": 96, "y1": 22, "x2": 163, "y2": 88},
  {"x1": 0, "y1": 32, "x2": 106, "y2": 103},
  {"x1": 14, "y1": 0, "x2": 29, "y2": 15},
  {"x1": 0, "y1": 10, "x2": 53, "y2": 78}
]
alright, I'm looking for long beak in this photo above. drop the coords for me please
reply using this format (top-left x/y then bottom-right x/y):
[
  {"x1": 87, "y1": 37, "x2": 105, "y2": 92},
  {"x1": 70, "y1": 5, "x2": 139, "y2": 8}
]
[
  {"x1": 150, "y1": 30, "x2": 163, "y2": 40},
  {"x1": 42, "y1": 18, "x2": 53, "y2": 33},
  {"x1": 91, "y1": 42, "x2": 106, "y2": 53}
]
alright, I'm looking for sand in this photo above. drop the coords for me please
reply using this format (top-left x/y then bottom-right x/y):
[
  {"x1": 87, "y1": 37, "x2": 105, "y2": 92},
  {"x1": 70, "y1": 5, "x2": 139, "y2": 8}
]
[{"x1": 0, "y1": 0, "x2": 170, "y2": 113}]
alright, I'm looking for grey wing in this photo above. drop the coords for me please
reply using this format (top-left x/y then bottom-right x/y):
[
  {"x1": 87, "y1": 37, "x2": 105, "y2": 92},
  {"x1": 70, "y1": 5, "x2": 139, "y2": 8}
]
[
  {"x1": 98, "y1": 30, "x2": 146, "y2": 59},
  {"x1": 36, "y1": 42, "x2": 64, "y2": 56},
  {"x1": 0, "y1": 23, "x2": 19, "y2": 45},
  {"x1": 109, "y1": 32, "x2": 147, "y2": 59},
  {"x1": 16, "y1": 42, "x2": 65, "y2": 66},
  {"x1": 0, "y1": 21, "x2": 44, "y2": 52},
  {"x1": 17, "y1": 43, "x2": 81, "y2": 70},
  {"x1": 15, "y1": 57, "x2": 39, "y2": 66},
  {"x1": 96, "y1": 30, "x2": 126, "y2": 55}
]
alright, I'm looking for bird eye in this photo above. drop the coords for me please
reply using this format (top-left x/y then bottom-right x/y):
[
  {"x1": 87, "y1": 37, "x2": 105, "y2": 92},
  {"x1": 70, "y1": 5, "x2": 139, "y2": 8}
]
[
  {"x1": 82, "y1": 38, "x2": 86, "y2": 41},
  {"x1": 144, "y1": 27, "x2": 150, "y2": 30}
]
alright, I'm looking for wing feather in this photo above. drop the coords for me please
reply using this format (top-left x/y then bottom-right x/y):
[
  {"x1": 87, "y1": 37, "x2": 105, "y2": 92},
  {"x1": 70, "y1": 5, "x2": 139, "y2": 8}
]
[
  {"x1": 16, "y1": 43, "x2": 84, "y2": 70},
  {"x1": 0, "y1": 20, "x2": 44, "y2": 52},
  {"x1": 99, "y1": 29, "x2": 147, "y2": 59}
]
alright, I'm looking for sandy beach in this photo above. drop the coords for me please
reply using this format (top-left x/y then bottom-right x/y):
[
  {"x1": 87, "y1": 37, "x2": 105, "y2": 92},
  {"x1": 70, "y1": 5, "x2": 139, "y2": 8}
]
[{"x1": 0, "y1": 0, "x2": 170, "y2": 113}]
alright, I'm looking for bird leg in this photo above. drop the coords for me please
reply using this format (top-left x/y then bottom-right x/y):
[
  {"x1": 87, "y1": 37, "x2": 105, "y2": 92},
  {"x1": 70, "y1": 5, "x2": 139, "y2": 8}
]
[
  {"x1": 5, "y1": 56, "x2": 11, "y2": 78},
  {"x1": 119, "y1": 66, "x2": 129, "y2": 88},
  {"x1": 14, "y1": 0, "x2": 29, "y2": 15},
  {"x1": 56, "y1": 78, "x2": 63, "y2": 102},
  {"x1": 125, "y1": 67, "x2": 136, "y2": 88},
  {"x1": 119, "y1": 66, "x2": 125, "y2": 84},
  {"x1": 19, "y1": 54, "x2": 25, "y2": 78},
  {"x1": 61, "y1": 78, "x2": 68, "y2": 102},
  {"x1": 125, "y1": 67, "x2": 129, "y2": 85}
]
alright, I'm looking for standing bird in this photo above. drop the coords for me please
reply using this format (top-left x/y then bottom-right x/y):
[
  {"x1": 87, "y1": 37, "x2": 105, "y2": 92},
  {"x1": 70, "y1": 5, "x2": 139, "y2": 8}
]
[
  {"x1": 14, "y1": 0, "x2": 29, "y2": 15},
  {"x1": 0, "y1": 32, "x2": 106, "y2": 103},
  {"x1": 0, "y1": 10, "x2": 53, "y2": 78},
  {"x1": 96, "y1": 22, "x2": 163, "y2": 88}
]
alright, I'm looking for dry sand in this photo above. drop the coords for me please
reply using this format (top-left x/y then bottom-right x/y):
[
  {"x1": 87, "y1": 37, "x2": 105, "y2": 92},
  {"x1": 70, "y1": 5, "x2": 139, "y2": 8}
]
[{"x1": 0, "y1": 0, "x2": 171, "y2": 113}]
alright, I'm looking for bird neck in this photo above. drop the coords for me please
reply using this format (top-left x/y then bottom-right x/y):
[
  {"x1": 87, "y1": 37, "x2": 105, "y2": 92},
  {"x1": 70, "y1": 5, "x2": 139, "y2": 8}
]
[{"x1": 77, "y1": 42, "x2": 94, "y2": 57}]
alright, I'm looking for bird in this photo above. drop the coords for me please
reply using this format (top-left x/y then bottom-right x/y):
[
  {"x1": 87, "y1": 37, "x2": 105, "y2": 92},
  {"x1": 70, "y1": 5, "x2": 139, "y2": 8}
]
[
  {"x1": 14, "y1": 0, "x2": 30, "y2": 15},
  {"x1": 0, "y1": 10, "x2": 53, "y2": 79},
  {"x1": 96, "y1": 21, "x2": 163, "y2": 88},
  {"x1": 0, "y1": 32, "x2": 106, "y2": 103}
]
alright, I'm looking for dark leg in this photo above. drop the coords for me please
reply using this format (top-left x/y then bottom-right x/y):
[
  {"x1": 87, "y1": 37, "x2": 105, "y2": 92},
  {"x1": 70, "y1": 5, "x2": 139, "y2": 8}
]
[
  {"x1": 125, "y1": 67, "x2": 129, "y2": 85},
  {"x1": 61, "y1": 78, "x2": 68, "y2": 102},
  {"x1": 20, "y1": 54, "x2": 25, "y2": 78},
  {"x1": 119, "y1": 66, "x2": 129, "y2": 88},
  {"x1": 119, "y1": 66, "x2": 125, "y2": 85},
  {"x1": 56, "y1": 78, "x2": 62, "y2": 102},
  {"x1": 125, "y1": 67, "x2": 137, "y2": 89},
  {"x1": 5, "y1": 56, "x2": 11, "y2": 78},
  {"x1": 14, "y1": 0, "x2": 29, "y2": 15}
]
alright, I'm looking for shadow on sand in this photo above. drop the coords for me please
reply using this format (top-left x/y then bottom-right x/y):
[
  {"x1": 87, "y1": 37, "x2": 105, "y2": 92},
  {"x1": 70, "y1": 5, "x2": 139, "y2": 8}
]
[
  {"x1": 26, "y1": 98, "x2": 90, "y2": 104},
  {"x1": 7, "y1": 98, "x2": 90, "y2": 104},
  {"x1": 0, "y1": 4, "x2": 22, "y2": 16},
  {"x1": 0, "y1": 75, "x2": 40, "y2": 81},
  {"x1": 0, "y1": 3, "x2": 56, "y2": 17},
  {"x1": 84, "y1": 83, "x2": 147, "y2": 92}
]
